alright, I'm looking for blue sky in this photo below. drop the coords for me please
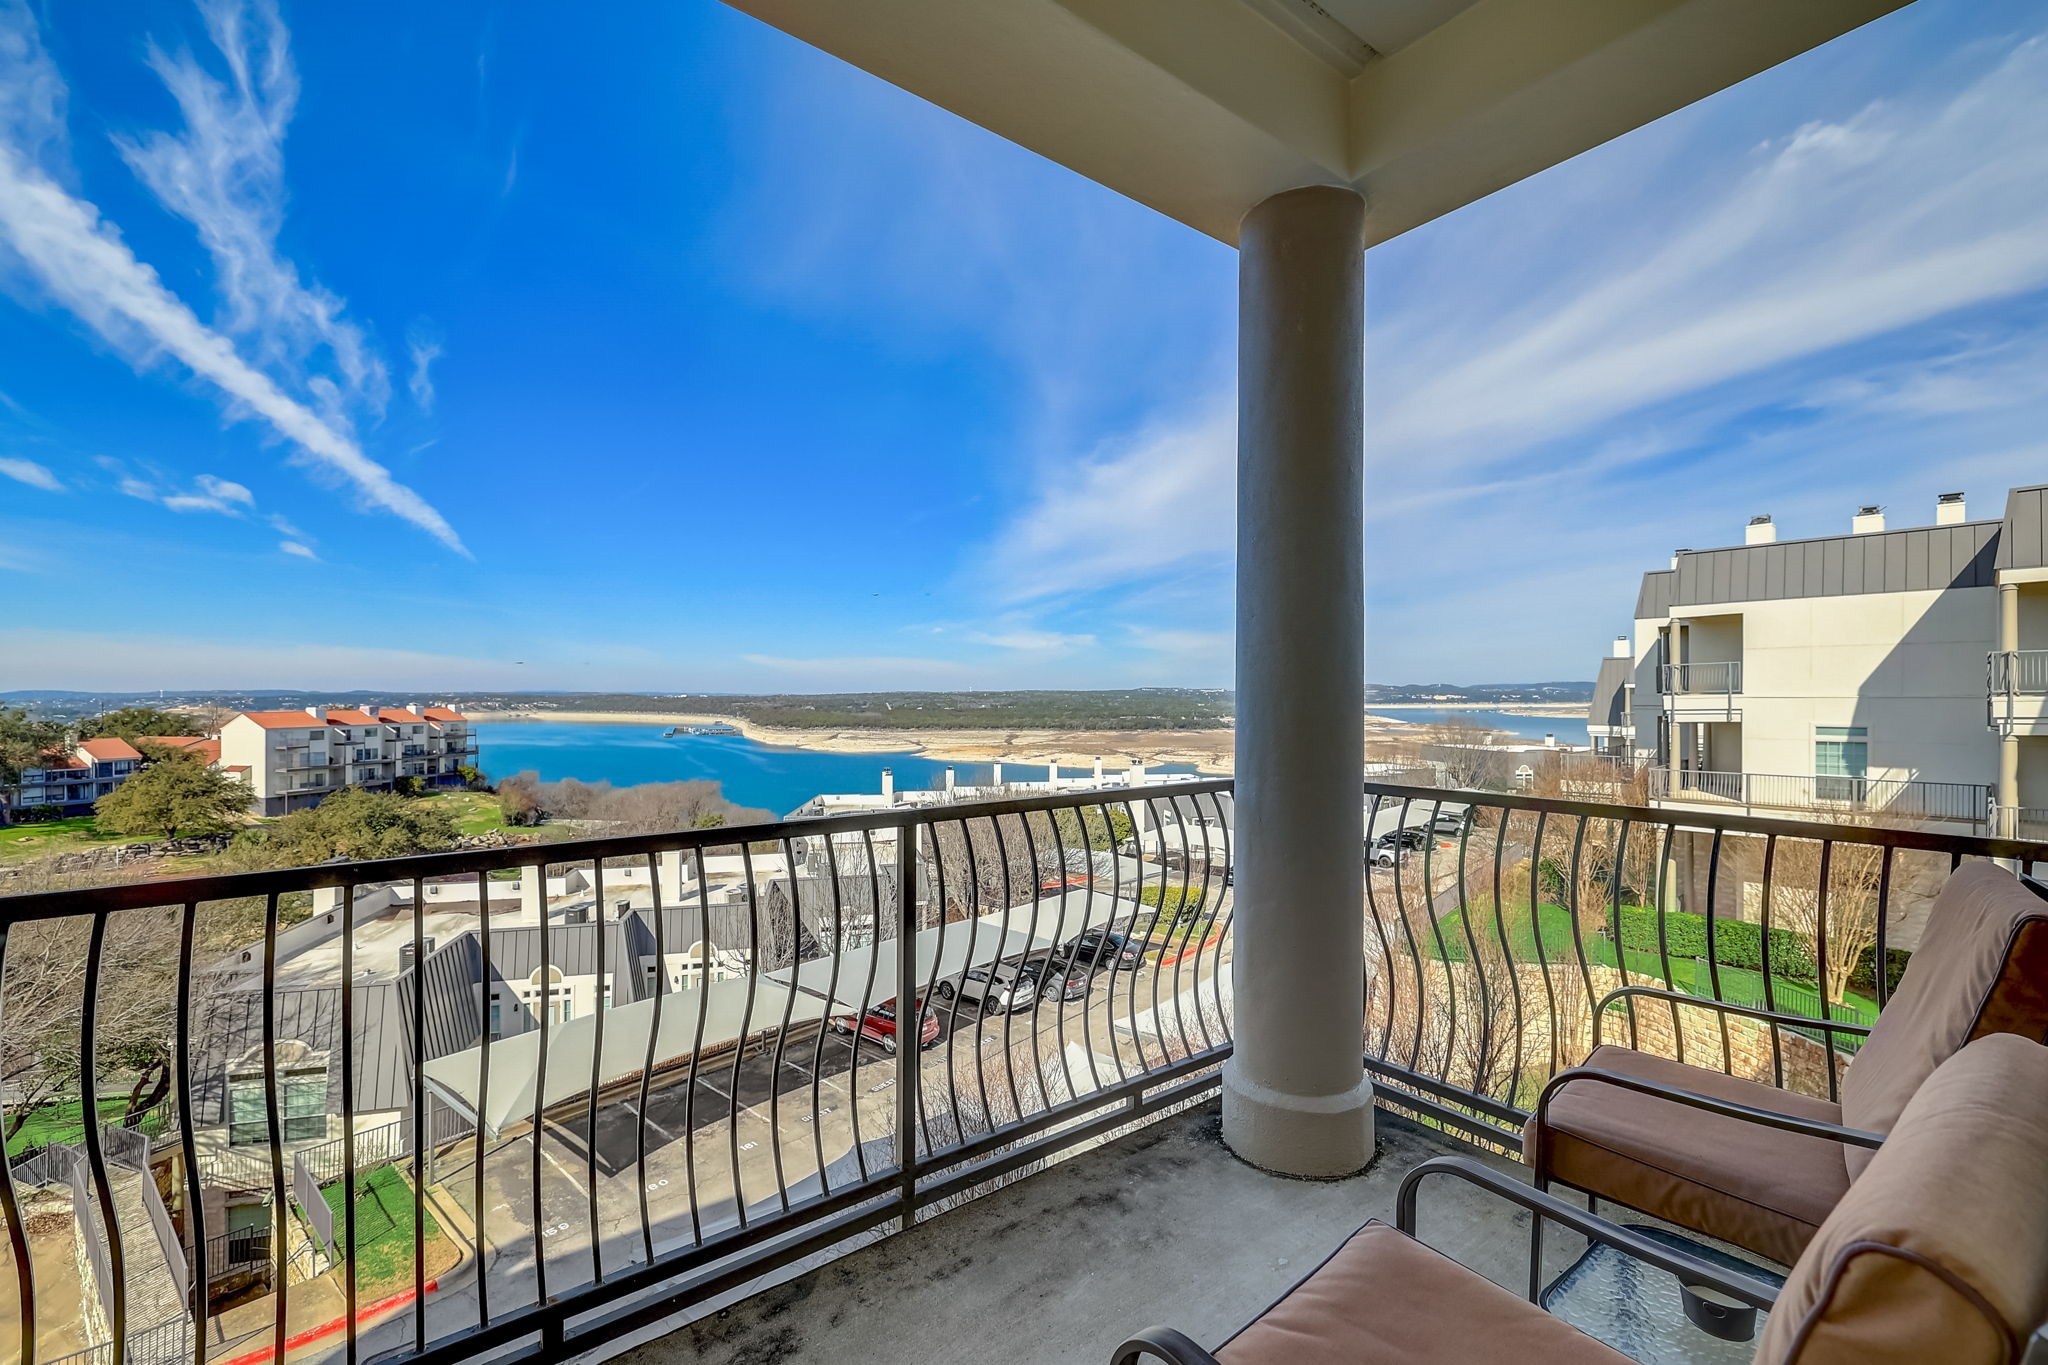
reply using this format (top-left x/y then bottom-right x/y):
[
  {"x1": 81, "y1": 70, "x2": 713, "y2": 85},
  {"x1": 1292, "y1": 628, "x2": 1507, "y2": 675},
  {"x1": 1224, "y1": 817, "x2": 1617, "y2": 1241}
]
[{"x1": 1, "y1": 0, "x2": 2046, "y2": 693}]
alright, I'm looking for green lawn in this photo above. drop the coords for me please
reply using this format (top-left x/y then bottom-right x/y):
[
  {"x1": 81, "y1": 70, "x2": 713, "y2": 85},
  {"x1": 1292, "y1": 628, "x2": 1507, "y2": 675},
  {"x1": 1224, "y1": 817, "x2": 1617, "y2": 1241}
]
[
  {"x1": 417, "y1": 791, "x2": 514, "y2": 836},
  {"x1": 0, "y1": 817, "x2": 152, "y2": 864},
  {"x1": 319, "y1": 1163, "x2": 443, "y2": 1296},
  {"x1": 5, "y1": 1096, "x2": 157, "y2": 1156},
  {"x1": 1420, "y1": 902, "x2": 1879, "y2": 1021}
]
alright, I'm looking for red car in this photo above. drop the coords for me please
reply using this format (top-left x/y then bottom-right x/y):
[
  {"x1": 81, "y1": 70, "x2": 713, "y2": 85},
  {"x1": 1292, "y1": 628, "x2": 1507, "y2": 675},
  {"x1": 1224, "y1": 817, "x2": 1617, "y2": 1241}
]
[{"x1": 831, "y1": 995, "x2": 941, "y2": 1053}]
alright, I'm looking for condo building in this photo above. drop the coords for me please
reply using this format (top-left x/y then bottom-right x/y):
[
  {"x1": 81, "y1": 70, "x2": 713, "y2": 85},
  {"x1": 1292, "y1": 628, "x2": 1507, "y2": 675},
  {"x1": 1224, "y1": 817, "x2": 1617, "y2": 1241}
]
[
  {"x1": 1591, "y1": 484, "x2": 2048, "y2": 836},
  {"x1": 214, "y1": 703, "x2": 477, "y2": 816}
]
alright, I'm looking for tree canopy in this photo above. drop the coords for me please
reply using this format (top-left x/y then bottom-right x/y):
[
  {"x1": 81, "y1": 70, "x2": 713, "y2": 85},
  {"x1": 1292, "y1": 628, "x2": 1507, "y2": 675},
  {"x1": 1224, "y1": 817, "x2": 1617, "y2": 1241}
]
[
  {"x1": 0, "y1": 707, "x2": 67, "y2": 788},
  {"x1": 82, "y1": 706, "x2": 202, "y2": 742},
  {"x1": 233, "y1": 787, "x2": 459, "y2": 868},
  {"x1": 94, "y1": 752, "x2": 248, "y2": 838}
]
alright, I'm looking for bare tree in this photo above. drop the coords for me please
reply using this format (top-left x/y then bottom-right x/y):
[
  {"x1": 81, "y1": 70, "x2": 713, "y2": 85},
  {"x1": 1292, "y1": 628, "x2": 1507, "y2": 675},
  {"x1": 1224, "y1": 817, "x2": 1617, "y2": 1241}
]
[
  {"x1": 1421, "y1": 719, "x2": 1513, "y2": 792},
  {"x1": 1741, "y1": 826, "x2": 1884, "y2": 1004}
]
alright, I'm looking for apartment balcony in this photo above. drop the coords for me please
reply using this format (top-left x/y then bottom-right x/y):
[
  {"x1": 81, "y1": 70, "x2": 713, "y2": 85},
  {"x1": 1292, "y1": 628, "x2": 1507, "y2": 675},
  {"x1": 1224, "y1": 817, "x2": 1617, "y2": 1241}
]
[
  {"x1": 1988, "y1": 649, "x2": 2048, "y2": 735},
  {"x1": 1651, "y1": 766, "x2": 1990, "y2": 826},
  {"x1": 1992, "y1": 805, "x2": 2048, "y2": 842},
  {"x1": 8, "y1": 781, "x2": 2048, "y2": 1365}
]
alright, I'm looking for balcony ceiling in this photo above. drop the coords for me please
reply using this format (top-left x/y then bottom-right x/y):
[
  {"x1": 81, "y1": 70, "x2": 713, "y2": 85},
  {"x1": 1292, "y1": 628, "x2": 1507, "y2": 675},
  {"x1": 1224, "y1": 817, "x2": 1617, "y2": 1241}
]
[{"x1": 719, "y1": 0, "x2": 1912, "y2": 245}]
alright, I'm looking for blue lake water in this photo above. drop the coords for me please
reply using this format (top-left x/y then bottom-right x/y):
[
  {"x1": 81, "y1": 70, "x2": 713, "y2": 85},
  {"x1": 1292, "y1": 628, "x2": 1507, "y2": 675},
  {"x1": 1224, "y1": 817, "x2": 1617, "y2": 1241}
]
[
  {"x1": 1367, "y1": 708, "x2": 1591, "y2": 746},
  {"x1": 473, "y1": 722, "x2": 1197, "y2": 818}
]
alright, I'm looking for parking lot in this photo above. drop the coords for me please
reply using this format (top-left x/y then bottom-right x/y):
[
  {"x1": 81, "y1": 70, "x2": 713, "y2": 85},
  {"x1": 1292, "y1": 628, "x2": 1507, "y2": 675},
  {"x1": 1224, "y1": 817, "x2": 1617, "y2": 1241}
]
[{"x1": 425, "y1": 906, "x2": 1233, "y2": 1307}]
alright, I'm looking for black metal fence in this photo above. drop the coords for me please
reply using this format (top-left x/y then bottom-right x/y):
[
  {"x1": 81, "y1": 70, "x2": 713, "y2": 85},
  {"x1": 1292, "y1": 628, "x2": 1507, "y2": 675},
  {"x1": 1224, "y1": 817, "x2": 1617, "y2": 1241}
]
[
  {"x1": 0, "y1": 780, "x2": 1235, "y2": 1365},
  {"x1": 1358, "y1": 781, "x2": 2048, "y2": 1149}
]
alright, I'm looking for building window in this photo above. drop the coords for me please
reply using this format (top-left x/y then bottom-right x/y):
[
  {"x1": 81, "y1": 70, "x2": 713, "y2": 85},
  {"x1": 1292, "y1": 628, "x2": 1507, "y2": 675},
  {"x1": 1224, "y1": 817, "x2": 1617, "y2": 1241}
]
[
  {"x1": 227, "y1": 1067, "x2": 327, "y2": 1145},
  {"x1": 1816, "y1": 726, "x2": 1869, "y2": 802}
]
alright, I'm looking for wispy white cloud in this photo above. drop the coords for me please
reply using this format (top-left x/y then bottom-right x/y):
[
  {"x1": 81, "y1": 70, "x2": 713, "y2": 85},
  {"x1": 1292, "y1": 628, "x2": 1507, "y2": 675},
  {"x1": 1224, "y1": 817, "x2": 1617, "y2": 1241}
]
[
  {"x1": 120, "y1": 469, "x2": 253, "y2": 516},
  {"x1": 962, "y1": 627, "x2": 1097, "y2": 652},
  {"x1": 0, "y1": 455, "x2": 60, "y2": 490},
  {"x1": 982, "y1": 398, "x2": 1234, "y2": 603},
  {"x1": 114, "y1": 0, "x2": 387, "y2": 417},
  {"x1": 278, "y1": 538, "x2": 315, "y2": 559},
  {"x1": 406, "y1": 325, "x2": 442, "y2": 412},
  {"x1": 0, "y1": 0, "x2": 464, "y2": 552},
  {"x1": 1369, "y1": 34, "x2": 2048, "y2": 475}
]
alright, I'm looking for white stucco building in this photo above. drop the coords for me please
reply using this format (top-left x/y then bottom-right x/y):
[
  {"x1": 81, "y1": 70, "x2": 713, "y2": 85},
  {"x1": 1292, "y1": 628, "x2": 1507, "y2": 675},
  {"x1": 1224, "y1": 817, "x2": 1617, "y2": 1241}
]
[{"x1": 1599, "y1": 485, "x2": 2048, "y2": 835}]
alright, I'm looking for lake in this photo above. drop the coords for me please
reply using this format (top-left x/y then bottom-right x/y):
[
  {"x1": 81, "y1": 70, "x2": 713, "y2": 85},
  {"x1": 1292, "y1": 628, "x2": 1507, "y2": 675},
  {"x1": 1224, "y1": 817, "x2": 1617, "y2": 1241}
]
[
  {"x1": 472, "y1": 722, "x2": 1197, "y2": 817},
  {"x1": 1368, "y1": 708, "x2": 1591, "y2": 746}
]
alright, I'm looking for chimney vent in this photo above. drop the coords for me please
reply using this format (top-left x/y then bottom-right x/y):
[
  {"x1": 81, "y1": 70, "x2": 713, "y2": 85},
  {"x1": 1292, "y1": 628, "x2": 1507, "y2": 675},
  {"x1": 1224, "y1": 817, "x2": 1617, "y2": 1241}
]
[
  {"x1": 1745, "y1": 515, "x2": 1776, "y2": 545},
  {"x1": 1852, "y1": 506, "x2": 1886, "y2": 535},
  {"x1": 1936, "y1": 492, "x2": 1967, "y2": 526},
  {"x1": 1612, "y1": 635, "x2": 1629, "y2": 659},
  {"x1": 305, "y1": 705, "x2": 327, "y2": 722},
  {"x1": 880, "y1": 767, "x2": 894, "y2": 804}
]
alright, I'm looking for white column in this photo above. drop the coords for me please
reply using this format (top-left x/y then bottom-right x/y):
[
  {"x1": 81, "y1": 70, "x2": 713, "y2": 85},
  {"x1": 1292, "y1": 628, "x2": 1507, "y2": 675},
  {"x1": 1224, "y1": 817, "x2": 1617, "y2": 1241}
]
[{"x1": 1222, "y1": 184, "x2": 1372, "y2": 1178}]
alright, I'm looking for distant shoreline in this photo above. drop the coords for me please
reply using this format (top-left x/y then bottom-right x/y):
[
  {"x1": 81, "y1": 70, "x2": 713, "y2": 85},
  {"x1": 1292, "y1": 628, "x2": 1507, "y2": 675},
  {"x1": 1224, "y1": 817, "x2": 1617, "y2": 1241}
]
[
  {"x1": 468, "y1": 709, "x2": 1245, "y2": 775},
  {"x1": 1368, "y1": 702, "x2": 1587, "y2": 717}
]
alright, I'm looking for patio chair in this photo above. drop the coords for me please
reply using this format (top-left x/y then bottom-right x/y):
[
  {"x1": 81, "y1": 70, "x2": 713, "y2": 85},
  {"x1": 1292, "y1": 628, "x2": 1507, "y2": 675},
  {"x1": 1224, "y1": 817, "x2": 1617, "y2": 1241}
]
[
  {"x1": 1524, "y1": 860, "x2": 2048, "y2": 1267},
  {"x1": 1110, "y1": 1032, "x2": 2048, "y2": 1365}
]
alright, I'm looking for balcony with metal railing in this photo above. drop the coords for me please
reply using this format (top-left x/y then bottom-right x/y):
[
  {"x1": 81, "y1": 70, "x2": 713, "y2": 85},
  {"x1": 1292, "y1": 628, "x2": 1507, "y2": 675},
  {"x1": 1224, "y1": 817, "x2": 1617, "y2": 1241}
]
[
  {"x1": 1651, "y1": 766, "x2": 1990, "y2": 826},
  {"x1": 4, "y1": 782, "x2": 2046, "y2": 1365},
  {"x1": 1657, "y1": 660, "x2": 1743, "y2": 699},
  {"x1": 1987, "y1": 649, "x2": 2048, "y2": 735}
]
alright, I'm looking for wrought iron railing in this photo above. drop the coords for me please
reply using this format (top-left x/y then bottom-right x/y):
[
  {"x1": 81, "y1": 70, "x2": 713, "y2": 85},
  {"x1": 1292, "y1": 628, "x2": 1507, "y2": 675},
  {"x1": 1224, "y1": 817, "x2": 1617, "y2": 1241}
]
[
  {"x1": 1358, "y1": 781, "x2": 2048, "y2": 1150},
  {"x1": 1651, "y1": 767, "x2": 1989, "y2": 824},
  {"x1": 0, "y1": 781, "x2": 1234, "y2": 1365}
]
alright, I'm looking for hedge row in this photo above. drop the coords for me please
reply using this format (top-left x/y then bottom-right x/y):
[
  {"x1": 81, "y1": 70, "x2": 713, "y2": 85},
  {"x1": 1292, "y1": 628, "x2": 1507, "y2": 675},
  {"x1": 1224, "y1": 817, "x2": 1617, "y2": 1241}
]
[{"x1": 1610, "y1": 906, "x2": 1908, "y2": 996}]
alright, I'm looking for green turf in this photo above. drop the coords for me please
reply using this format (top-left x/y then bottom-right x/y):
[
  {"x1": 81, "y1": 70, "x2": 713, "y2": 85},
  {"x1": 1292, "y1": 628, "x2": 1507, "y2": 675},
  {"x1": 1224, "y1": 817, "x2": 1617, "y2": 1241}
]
[
  {"x1": 0, "y1": 817, "x2": 153, "y2": 863},
  {"x1": 320, "y1": 1163, "x2": 442, "y2": 1296},
  {"x1": 1418, "y1": 901, "x2": 1878, "y2": 1020},
  {"x1": 4, "y1": 1096, "x2": 138, "y2": 1156}
]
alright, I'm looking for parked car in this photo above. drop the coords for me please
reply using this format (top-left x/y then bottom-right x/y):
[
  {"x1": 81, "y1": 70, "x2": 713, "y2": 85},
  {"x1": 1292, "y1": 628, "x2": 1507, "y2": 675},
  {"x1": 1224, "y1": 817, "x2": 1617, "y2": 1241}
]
[
  {"x1": 1024, "y1": 951, "x2": 1094, "y2": 1003},
  {"x1": 830, "y1": 995, "x2": 941, "y2": 1053},
  {"x1": 1057, "y1": 929, "x2": 1144, "y2": 972},
  {"x1": 935, "y1": 960, "x2": 1044, "y2": 1014},
  {"x1": 1430, "y1": 809, "x2": 1473, "y2": 836},
  {"x1": 1369, "y1": 827, "x2": 1430, "y2": 869}
]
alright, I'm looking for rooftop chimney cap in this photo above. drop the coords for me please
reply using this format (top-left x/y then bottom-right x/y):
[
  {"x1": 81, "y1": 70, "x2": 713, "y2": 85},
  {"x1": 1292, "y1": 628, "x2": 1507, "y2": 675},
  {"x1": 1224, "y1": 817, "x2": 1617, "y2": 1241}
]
[
  {"x1": 1748, "y1": 515, "x2": 1772, "y2": 525},
  {"x1": 1938, "y1": 492, "x2": 1965, "y2": 503},
  {"x1": 1858, "y1": 505, "x2": 1884, "y2": 517}
]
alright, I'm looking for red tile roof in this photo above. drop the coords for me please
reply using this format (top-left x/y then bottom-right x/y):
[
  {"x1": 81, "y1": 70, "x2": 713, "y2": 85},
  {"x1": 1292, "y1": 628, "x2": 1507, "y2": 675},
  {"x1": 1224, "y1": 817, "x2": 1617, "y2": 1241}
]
[
  {"x1": 324, "y1": 709, "x2": 381, "y2": 725},
  {"x1": 378, "y1": 708, "x2": 427, "y2": 724},
  {"x1": 236, "y1": 710, "x2": 333, "y2": 730},
  {"x1": 421, "y1": 707, "x2": 467, "y2": 722},
  {"x1": 77, "y1": 738, "x2": 143, "y2": 762},
  {"x1": 34, "y1": 752, "x2": 87, "y2": 771},
  {"x1": 142, "y1": 736, "x2": 222, "y2": 764}
]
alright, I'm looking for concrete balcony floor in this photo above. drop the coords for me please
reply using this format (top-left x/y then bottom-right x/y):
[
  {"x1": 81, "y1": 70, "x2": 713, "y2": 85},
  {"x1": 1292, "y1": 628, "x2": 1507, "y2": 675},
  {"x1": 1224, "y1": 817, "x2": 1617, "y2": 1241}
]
[{"x1": 611, "y1": 1101, "x2": 1586, "y2": 1365}]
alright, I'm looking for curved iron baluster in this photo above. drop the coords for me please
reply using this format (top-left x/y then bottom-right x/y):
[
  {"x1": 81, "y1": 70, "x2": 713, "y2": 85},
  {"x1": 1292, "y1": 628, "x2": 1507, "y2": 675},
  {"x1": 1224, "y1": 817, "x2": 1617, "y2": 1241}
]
[
  {"x1": 636, "y1": 852, "x2": 664, "y2": 1267},
  {"x1": 766, "y1": 839, "x2": 801, "y2": 1213},
  {"x1": 1488, "y1": 809, "x2": 1526, "y2": 1110},
  {"x1": 1417, "y1": 798, "x2": 1459, "y2": 1086},
  {"x1": 1702, "y1": 830, "x2": 1732, "y2": 1074},
  {"x1": 1561, "y1": 816, "x2": 1600, "y2": 1071},
  {"x1": 588, "y1": 864, "x2": 608, "y2": 1271},
  {"x1": 1450, "y1": 809, "x2": 1492, "y2": 1095},
  {"x1": 175, "y1": 899, "x2": 208, "y2": 1365},
  {"x1": 1525, "y1": 810, "x2": 1559, "y2": 1086},
  {"x1": 729, "y1": 845, "x2": 761, "y2": 1230},
  {"x1": 1757, "y1": 835, "x2": 1784, "y2": 1090},
  {"x1": 473, "y1": 872, "x2": 491, "y2": 1323},
  {"x1": 0, "y1": 913, "x2": 35, "y2": 1365},
  {"x1": 809, "y1": 836, "x2": 846, "y2": 1197}
]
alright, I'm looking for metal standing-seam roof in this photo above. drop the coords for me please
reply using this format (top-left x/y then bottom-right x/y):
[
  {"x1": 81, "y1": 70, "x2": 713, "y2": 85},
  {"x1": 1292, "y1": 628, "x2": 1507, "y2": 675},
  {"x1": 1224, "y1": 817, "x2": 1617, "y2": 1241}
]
[{"x1": 1995, "y1": 485, "x2": 2048, "y2": 573}]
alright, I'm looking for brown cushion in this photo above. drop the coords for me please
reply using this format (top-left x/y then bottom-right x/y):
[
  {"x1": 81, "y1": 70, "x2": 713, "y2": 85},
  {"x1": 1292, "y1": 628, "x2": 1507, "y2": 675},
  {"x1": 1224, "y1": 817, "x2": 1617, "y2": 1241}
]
[
  {"x1": 1840, "y1": 863, "x2": 2048, "y2": 1177},
  {"x1": 1756, "y1": 1033, "x2": 2048, "y2": 1365},
  {"x1": 1215, "y1": 1221, "x2": 1631, "y2": 1365},
  {"x1": 1527, "y1": 1044, "x2": 1850, "y2": 1266}
]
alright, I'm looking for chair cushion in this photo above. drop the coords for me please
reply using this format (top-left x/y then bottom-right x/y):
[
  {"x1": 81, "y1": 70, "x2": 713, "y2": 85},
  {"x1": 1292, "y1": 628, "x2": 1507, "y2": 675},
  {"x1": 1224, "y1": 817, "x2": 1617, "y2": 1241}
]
[
  {"x1": 1527, "y1": 1044, "x2": 1850, "y2": 1267},
  {"x1": 1840, "y1": 863, "x2": 2048, "y2": 1177},
  {"x1": 1215, "y1": 1221, "x2": 1632, "y2": 1365},
  {"x1": 1756, "y1": 1033, "x2": 2048, "y2": 1365}
]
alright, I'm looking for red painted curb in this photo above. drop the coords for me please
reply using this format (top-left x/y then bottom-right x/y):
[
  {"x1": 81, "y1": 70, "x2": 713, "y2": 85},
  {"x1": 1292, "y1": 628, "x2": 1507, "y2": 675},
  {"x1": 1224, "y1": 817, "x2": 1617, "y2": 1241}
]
[
  {"x1": 218, "y1": 1279, "x2": 438, "y2": 1365},
  {"x1": 1158, "y1": 931, "x2": 1224, "y2": 968}
]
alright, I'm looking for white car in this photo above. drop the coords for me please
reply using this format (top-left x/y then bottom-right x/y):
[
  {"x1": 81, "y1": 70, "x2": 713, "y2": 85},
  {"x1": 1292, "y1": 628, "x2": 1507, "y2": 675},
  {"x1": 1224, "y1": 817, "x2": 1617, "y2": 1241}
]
[{"x1": 933, "y1": 960, "x2": 1042, "y2": 1014}]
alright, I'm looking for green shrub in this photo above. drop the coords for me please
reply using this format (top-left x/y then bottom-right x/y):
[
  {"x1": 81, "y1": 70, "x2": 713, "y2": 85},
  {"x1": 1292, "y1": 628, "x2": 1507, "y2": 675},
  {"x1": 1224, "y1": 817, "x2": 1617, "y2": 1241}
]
[
  {"x1": 1138, "y1": 883, "x2": 1210, "y2": 927},
  {"x1": 1612, "y1": 905, "x2": 1819, "y2": 980}
]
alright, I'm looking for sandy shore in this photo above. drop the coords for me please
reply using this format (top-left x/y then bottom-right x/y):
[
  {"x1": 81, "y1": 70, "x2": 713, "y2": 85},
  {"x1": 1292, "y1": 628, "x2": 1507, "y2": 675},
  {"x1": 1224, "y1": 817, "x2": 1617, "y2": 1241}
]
[
  {"x1": 1366, "y1": 701, "x2": 1587, "y2": 716},
  {"x1": 466, "y1": 709, "x2": 1254, "y2": 774}
]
